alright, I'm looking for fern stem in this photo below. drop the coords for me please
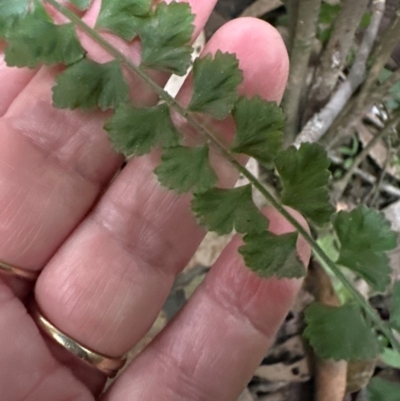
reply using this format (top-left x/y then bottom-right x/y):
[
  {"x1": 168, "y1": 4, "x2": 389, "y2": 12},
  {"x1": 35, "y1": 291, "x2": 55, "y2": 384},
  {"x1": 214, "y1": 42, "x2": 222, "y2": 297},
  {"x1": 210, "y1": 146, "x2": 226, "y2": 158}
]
[
  {"x1": 45, "y1": 0, "x2": 400, "y2": 353},
  {"x1": 238, "y1": 163, "x2": 400, "y2": 353}
]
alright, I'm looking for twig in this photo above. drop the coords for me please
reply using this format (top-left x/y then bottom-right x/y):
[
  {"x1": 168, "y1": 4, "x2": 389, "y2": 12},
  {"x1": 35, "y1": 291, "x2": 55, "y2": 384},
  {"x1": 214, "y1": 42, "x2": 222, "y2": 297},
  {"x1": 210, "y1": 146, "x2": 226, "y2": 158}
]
[
  {"x1": 325, "y1": 9, "x2": 400, "y2": 143},
  {"x1": 355, "y1": 387, "x2": 368, "y2": 401},
  {"x1": 305, "y1": 0, "x2": 369, "y2": 117},
  {"x1": 285, "y1": 0, "x2": 300, "y2": 55},
  {"x1": 325, "y1": 68, "x2": 400, "y2": 148},
  {"x1": 283, "y1": 0, "x2": 321, "y2": 145},
  {"x1": 240, "y1": 0, "x2": 282, "y2": 17},
  {"x1": 329, "y1": 152, "x2": 400, "y2": 198},
  {"x1": 325, "y1": 12, "x2": 400, "y2": 146},
  {"x1": 333, "y1": 113, "x2": 400, "y2": 201},
  {"x1": 366, "y1": 136, "x2": 392, "y2": 207},
  {"x1": 295, "y1": 0, "x2": 385, "y2": 148},
  {"x1": 361, "y1": 68, "x2": 399, "y2": 115},
  {"x1": 355, "y1": 7, "x2": 400, "y2": 111},
  {"x1": 309, "y1": 262, "x2": 348, "y2": 401}
]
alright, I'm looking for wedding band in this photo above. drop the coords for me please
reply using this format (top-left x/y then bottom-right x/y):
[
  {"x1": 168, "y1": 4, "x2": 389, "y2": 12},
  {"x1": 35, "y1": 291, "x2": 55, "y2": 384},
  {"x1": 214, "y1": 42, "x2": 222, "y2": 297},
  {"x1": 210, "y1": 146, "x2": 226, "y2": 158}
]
[
  {"x1": 31, "y1": 302, "x2": 127, "y2": 377},
  {"x1": 0, "y1": 259, "x2": 39, "y2": 281}
]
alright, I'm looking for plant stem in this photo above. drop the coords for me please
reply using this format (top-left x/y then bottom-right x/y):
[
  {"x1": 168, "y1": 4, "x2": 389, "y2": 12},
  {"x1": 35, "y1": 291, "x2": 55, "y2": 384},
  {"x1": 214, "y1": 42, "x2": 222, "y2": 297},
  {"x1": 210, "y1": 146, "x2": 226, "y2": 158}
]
[
  {"x1": 325, "y1": 67, "x2": 400, "y2": 148},
  {"x1": 45, "y1": 0, "x2": 235, "y2": 161},
  {"x1": 45, "y1": 0, "x2": 400, "y2": 353},
  {"x1": 329, "y1": 152, "x2": 400, "y2": 198},
  {"x1": 283, "y1": 0, "x2": 321, "y2": 145},
  {"x1": 305, "y1": 0, "x2": 369, "y2": 118},
  {"x1": 285, "y1": 0, "x2": 299, "y2": 54},
  {"x1": 240, "y1": 0, "x2": 283, "y2": 18},
  {"x1": 325, "y1": 5, "x2": 400, "y2": 146},
  {"x1": 310, "y1": 262, "x2": 347, "y2": 401},
  {"x1": 355, "y1": 7, "x2": 400, "y2": 112},
  {"x1": 296, "y1": 0, "x2": 385, "y2": 147},
  {"x1": 334, "y1": 112, "x2": 400, "y2": 201}
]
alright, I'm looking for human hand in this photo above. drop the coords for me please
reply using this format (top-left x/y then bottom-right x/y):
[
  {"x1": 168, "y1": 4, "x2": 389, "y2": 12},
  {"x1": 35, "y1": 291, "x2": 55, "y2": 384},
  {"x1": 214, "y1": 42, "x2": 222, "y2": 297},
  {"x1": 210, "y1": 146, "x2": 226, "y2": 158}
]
[{"x1": 0, "y1": 0, "x2": 310, "y2": 399}]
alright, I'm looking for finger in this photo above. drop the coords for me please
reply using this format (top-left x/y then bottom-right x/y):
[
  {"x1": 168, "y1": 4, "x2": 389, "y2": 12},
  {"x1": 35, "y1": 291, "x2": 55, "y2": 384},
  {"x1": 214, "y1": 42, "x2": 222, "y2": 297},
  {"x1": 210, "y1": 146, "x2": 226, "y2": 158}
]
[
  {"x1": 0, "y1": 0, "x2": 217, "y2": 289},
  {"x1": 35, "y1": 16, "x2": 289, "y2": 379},
  {"x1": 104, "y1": 208, "x2": 310, "y2": 401},
  {"x1": 0, "y1": 282, "x2": 98, "y2": 401},
  {"x1": 0, "y1": 0, "x2": 218, "y2": 398},
  {"x1": 0, "y1": 52, "x2": 37, "y2": 117}
]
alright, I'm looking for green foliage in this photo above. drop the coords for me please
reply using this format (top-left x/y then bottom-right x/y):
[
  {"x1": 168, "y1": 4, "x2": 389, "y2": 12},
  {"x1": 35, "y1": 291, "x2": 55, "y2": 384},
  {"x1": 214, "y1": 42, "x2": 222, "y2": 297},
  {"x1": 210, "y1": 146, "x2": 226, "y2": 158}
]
[
  {"x1": 388, "y1": 80, "x2": 400, "y2": 110},
  {"x1": 367, "y1": 377, "x2": 400, "y2": 401},
  {"x1": 105, "y1": 103, "x2": 180, "y2": 156},
  {"x1": 360, "y1": 12, "x2": 372, "y2": 29},
  {"x1": 53, "y1": 59, "x2": 129, "y2": 111},
  {"x1": 390, "y1": 281, "x2": 400, "y2": 331},
  {"x1": 96, "y1": 0, "x2": 151, "y2": 41},
  {"x1": 0, "y1": 0, "x2": 29, "y2": 38},
  {"x1": 138, "y1": 1, "x2": 194, "y2": 75},
  {"x1": 275, "y1": 143, "x2": 334, "y2": 225},
  {"x1": 380, "y1": 347, "x2": 400, "y2": 369},
  {"x1": 380, "y1": 69, "x2": 400, "y2": 110},
  {"x1": 188, "y1": 51, "x2": 243, "y2": 119},
  {"x1": 333, "y1": 206, "x2": 398, "y2": 292},
  {"x1": 304, "y1": 302, "x2": 380, "y2": 361},
  {"x1": 155, "y1": 145, "x2": 217, "y2": 193},
  {"x1": 3, "y1": 0, "x2": 400, "y2": 374},
  {"x1": 191, "y1": 185, "x2": 268, "y2": 235},
  {"x1": 240, "y1": 231, "x2": 305, "y2": 278},
  {"x1": 339, "y1": 136, "x2": 359, "y2": 157},
  {"x1": 231, "y1": 96, "x2": 284, "y2": 165},
  {"x1": 318, "y1": 2, "x2": 341, "y2": 25},
  {"x1": 69, "y1": 0, "x2": 92, "y2": 10},
  {"x1": 317, "y1": 3, "x2": 341, "y2": 44},
  {"x1": 4, "y1": 6, "x2": 85, "y2": 68}
]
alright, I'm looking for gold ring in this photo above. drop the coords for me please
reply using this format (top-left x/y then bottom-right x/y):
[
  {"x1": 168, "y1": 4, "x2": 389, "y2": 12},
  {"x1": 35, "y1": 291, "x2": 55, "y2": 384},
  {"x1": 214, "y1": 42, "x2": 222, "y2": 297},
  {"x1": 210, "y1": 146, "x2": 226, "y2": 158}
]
[
  {"x1": 31, "y1": 302, "x2": 127, "y2": 377},
  {"x1": 0, "y1": 259, "x2": 39, "y2": 281}
]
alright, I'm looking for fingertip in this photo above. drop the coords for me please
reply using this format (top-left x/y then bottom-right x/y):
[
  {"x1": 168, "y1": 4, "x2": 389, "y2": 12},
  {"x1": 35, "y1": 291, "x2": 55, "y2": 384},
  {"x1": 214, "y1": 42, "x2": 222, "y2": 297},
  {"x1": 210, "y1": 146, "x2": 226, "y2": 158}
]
[
  {"x1": 206, "y1": 17, "x2": 289, "y2": 103},
  {"x1": 200, "y1": 207, "x2": 309, "y2": 340}
]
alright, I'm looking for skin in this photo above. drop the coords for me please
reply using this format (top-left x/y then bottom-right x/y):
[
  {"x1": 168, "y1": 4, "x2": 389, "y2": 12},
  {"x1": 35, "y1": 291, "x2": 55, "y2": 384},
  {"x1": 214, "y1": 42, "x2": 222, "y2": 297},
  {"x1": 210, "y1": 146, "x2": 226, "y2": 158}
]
[{"x1": 0, "y1": 0, "x2": 310, "y2": 400}]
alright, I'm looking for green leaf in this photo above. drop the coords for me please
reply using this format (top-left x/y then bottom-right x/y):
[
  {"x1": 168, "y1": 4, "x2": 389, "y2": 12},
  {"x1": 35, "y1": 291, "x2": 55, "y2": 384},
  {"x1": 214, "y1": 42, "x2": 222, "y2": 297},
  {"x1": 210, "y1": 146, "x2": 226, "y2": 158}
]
[
  {"x1": 4, "y1": 7, "x2": 85, "y2": 68},
  {"x1": 69, "y1": 0, "x2": 92, "y2": 10},
  {"x1": 333, "y1": 205, "x2": 398, "y2": 292},
  {"x1": 97, "y1": 0, "x2": 151, "y2": 41},
  {"x1": 0, "y1": 0, "x2": 29, "y2": 38},
  {"x1": 240, "y1": 231, "x2": 305, "y2": 278},
  {"x1": 275, "y1": 143, "x2": 334, "y2": 225},
  {"x1": 53, "y1": 59, "x2": 129, "y2": 111},
  {"x1": 319, "y1": 2, "x2": 341, "y2": 25},
  {"x1": 191, "y1": 184, "x2": 268, "y2": 235},
  {"x1": 381, "y1": 347, "x2": 400, "y2": 369},
  {"x1": 105, "y1": 103, "x2": 180, "y2": 156},
  {"x1": 155, "y1": 145, "x2": 217, "y2": 193},
  {"x1": 138, "y1": 1, "x2": 194, "y2": 75},
  {"x1": 390, "y1": 281, "x2": 400, "y2": 331},
  {"x1": 231, "y1": 96, "x2": 284, "y2": 165},
  {"x1": 304, "y1": 302, "x2": 380, "y2": 361},
  {"x1": 188, "y1": 51, "x2": 243, "y2": 119},
  {"x1": 367, "y1": 377, "x2": 400, "y2": 401}
]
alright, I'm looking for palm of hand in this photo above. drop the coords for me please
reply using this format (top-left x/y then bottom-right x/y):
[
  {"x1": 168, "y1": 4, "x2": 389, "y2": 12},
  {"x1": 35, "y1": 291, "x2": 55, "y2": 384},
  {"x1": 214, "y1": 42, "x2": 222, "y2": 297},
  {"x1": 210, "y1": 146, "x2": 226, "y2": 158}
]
[{"x1": 0, "y1": 0, "x2": 309, "y2": 400}]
